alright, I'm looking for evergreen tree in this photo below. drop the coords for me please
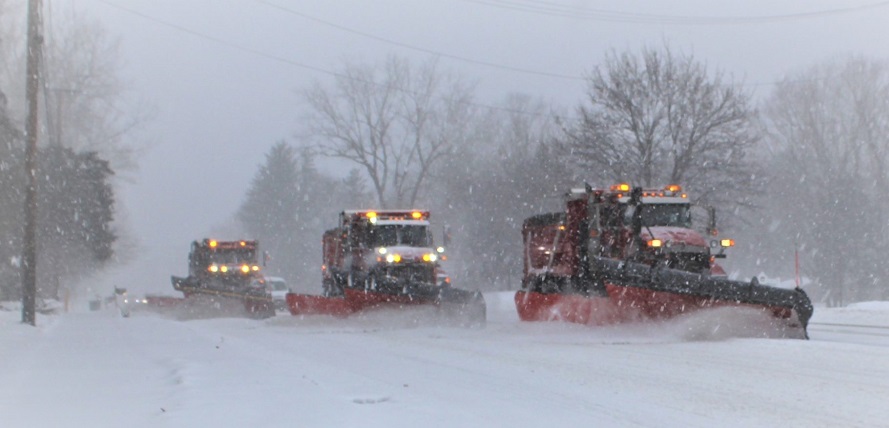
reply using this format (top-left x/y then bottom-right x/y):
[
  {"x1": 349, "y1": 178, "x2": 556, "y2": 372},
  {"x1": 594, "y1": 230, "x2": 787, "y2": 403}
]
[
  {"x1": 37, "y1": 146, "x2": 116, "y2": 298},
  {"x1": 0, "y1": 89, "x2": 23, "y2": 299},
  {"x1": 238, "y1": 142, "x2": 373, "y2": 291},
  {"x1": 339, "y1": 168, "x2": 372, "y2": 209},
  {"x1": 237, "y1": 141, "x2": 300, "y2": 283}
]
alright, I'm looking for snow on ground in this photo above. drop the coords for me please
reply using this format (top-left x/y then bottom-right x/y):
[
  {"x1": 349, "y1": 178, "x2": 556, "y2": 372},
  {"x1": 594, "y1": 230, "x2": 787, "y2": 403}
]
[{"x1": 2, "y1": 292, "x2": 889, "y2": 428}]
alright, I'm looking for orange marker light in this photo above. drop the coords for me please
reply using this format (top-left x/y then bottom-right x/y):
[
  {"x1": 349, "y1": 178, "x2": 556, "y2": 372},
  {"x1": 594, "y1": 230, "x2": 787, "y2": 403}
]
[
  {"x1": 611, "y1": 183, "x2": 631, "y2": 192},
  {"x1": 666, "y1": 184, "x2": 682, "y2": 193},
  {"x1": 411, "y1": 211, "x2": 423, "y2": 219}
]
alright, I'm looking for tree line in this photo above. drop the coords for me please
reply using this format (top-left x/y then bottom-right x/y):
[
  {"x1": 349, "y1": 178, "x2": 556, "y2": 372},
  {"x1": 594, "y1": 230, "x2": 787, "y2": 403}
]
[
  {"x1": 0, "y1": 3, "x2": 132, "y2": 302},
  {"x1": 3, "y1": 1, "x2": 884, "y2": 307},
  {"x1": 240, "y1": 48, "x2": 889, "y2": 306}
]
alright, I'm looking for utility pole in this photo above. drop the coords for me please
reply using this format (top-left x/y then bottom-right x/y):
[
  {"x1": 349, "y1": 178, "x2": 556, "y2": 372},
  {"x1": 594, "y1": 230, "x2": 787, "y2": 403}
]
[{"x1": 22, "y1": 0, "x2": 42, "y2": 326}]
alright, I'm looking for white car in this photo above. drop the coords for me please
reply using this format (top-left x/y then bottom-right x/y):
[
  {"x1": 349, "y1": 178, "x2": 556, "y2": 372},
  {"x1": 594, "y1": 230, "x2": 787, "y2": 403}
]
[{"x1": 264, "y1": 277, "x2": 288, "y2": 311}]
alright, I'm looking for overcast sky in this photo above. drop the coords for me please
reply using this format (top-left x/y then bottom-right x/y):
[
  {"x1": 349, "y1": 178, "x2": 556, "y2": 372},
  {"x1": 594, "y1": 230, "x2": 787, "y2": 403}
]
[{"x1": 69, "y1": 0, "x2": 889, "y2": 294}]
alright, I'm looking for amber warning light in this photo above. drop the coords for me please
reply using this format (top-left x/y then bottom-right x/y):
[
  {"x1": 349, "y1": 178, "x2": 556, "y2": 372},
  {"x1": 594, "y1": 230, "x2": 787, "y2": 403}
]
[{"x1": 611, "y1": 183, "x2": 631, "y2": 192}]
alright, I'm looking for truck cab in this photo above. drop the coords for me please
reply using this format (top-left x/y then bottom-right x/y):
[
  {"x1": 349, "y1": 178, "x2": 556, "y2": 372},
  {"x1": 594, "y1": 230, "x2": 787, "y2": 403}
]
[
  {"x1": 323, "y1": 210, "x2": 444, "y2": 296},
  {"x1": 593, "y1": 185, "x2": 723, "y2": 273},
  {"x1": 523, "y1": 184, "x2": 732, "y2": 294}
]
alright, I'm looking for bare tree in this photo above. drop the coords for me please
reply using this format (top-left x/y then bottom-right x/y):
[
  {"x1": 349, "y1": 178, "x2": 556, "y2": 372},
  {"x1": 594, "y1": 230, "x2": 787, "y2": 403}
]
[
  {"x1": 0, "y1": 0, "x2": 26, "y2": 115},
  {"x1": 559, "y1": 44, "x2": 761, "y2": 218},
  {"x1": 303, "y1": 55, "x2": 474, "y2": 208},
  {"x1": 0, "y1": 3, "x2": 145, "y2": 298},
  {"x1": 40, "y1": 5, "x2": 147, "y2": 174},
  {"x1": 1, "y1": 3, "x2": 146, "y2": 175},
  {"x1": 762, "y1": 56, "x2": 889, "y2": 305},
  {"x1": 429, "y1": 93, "x2": 570, "y2": 290}
]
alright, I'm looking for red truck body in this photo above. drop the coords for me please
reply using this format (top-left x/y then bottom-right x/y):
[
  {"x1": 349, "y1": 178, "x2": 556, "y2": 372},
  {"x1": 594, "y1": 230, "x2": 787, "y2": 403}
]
[
  {"x1": 287, "y1": 210, "x2": 486, "y2": 325},
  {"x1": 515, "y1": 184, "x2": 812, "y2": 337}
]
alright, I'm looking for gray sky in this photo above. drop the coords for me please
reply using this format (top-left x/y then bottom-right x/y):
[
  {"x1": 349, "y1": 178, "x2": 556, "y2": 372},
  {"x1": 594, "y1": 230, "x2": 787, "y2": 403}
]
[{"x1": 72, "y1": 0, "x2": 889, "y2": 294}]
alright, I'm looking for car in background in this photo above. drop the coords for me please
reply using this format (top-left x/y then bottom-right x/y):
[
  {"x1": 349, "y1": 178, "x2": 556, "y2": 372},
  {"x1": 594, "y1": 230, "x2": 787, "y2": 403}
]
[
  {"x1": 437, "y1": 270, "x2": 450, "y2": 288},
  {"x1": 264, "y1": 276, "x2": 288, "y2": 311}
]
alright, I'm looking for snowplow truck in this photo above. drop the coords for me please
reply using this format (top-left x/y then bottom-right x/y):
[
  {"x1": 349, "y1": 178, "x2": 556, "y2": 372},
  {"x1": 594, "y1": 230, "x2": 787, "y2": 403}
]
[
  {"x1": 515, "y1": 184, "x2": 813, "y2": 338},
  {"x1": 286, "y1": 210, "x2": 486, "y2": 326},
  {"x1": 171, "y1": 239, "x2": 275, "y2": 319}
]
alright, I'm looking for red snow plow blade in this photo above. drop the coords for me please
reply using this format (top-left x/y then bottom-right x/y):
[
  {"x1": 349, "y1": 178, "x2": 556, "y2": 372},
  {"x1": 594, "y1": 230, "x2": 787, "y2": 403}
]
[
  {"x1": 516, "y1": 286, "x2": 800, "y2": 330},
  {"x1": 285, "y1": 293, "x2": 356, "y2": 317},
  {"x1": 516, "y1": 258, "x2": 813, "y2": 339},
  {"x1": 287, "y1": 287, "x2": 486, "y2": 327},
  {"x1": 515, "y1": 291, "x2": 628, "y2": 325},
  {"x1": 171, "y1": 276, "x2": 276, "y2": 319},
  {"x1": 285, "y1": 288, "x2": 429, "y2": 317}
]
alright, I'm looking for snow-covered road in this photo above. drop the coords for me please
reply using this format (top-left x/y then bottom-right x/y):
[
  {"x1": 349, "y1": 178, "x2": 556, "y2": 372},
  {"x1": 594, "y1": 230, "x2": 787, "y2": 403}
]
[{"x1": 2, "y1": 293, "x2": 889, "y2": 428}]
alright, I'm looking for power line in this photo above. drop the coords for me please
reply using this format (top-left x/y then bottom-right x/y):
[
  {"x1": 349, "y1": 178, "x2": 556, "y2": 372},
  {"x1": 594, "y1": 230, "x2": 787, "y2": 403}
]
[
  {"x1": 255, "y1": 0, "x2": 583, "y2": 81},
  {"x1": 98, "y1": 0, "x2": 807, "y2": 91},
  {"x1": 93, "y1": 1, "x2": 831, "y2": 121},
  {"x1": 94, "y1": 1, "x2": 568, "y2": 120},
  {"x1": 95, "y1": 0, "x2": 336, "y2": 77},
  {"x1": 457, "y1": 0, "x2": 889, "y2": 25}
]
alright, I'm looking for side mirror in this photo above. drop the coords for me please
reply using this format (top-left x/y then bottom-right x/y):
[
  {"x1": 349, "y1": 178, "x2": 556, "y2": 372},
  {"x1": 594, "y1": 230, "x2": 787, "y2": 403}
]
[
  {"x1": 707, "y1": 207, "x2": 718, "y2": 236},
  {"x1": 442, "y1": 224, "x2": 452, "y2": 248}
]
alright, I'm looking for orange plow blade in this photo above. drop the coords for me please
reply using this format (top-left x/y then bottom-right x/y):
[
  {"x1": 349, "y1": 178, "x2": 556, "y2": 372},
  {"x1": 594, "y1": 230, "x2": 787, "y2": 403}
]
[
  {"x1": 515, "y1": 290, "x2": 629, "y2": 325},
  {"x1": 285, "y1": 293, "x2": 355, "y2": 317}
]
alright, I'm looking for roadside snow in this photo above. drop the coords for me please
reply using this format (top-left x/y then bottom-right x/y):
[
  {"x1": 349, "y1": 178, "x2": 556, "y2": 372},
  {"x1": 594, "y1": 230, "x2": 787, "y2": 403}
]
[{"x1": 2, "y1": 292, "x2": 889, "y2": 427}]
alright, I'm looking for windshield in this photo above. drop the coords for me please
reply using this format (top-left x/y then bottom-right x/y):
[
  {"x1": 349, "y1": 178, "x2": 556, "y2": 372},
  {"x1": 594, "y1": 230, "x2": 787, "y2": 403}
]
[
  {"x1": 268, "y1": 280, "x2": 287, "y2": 291},
  {"x1": 625, "y1": 204, "x2": 692, "y2": 228},
  {"x1": 367, "y1": 224, "x2": 430, "y2": 247},
  {"x1": 206, "y1": 249, "x2": 256, "y2": 265}
]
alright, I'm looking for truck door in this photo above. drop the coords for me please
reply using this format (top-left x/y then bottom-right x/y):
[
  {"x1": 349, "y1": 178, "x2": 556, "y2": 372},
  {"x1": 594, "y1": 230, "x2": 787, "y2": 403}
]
[{"x1": 587, "y1": 201, "x2": 602, "y2": 258}]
